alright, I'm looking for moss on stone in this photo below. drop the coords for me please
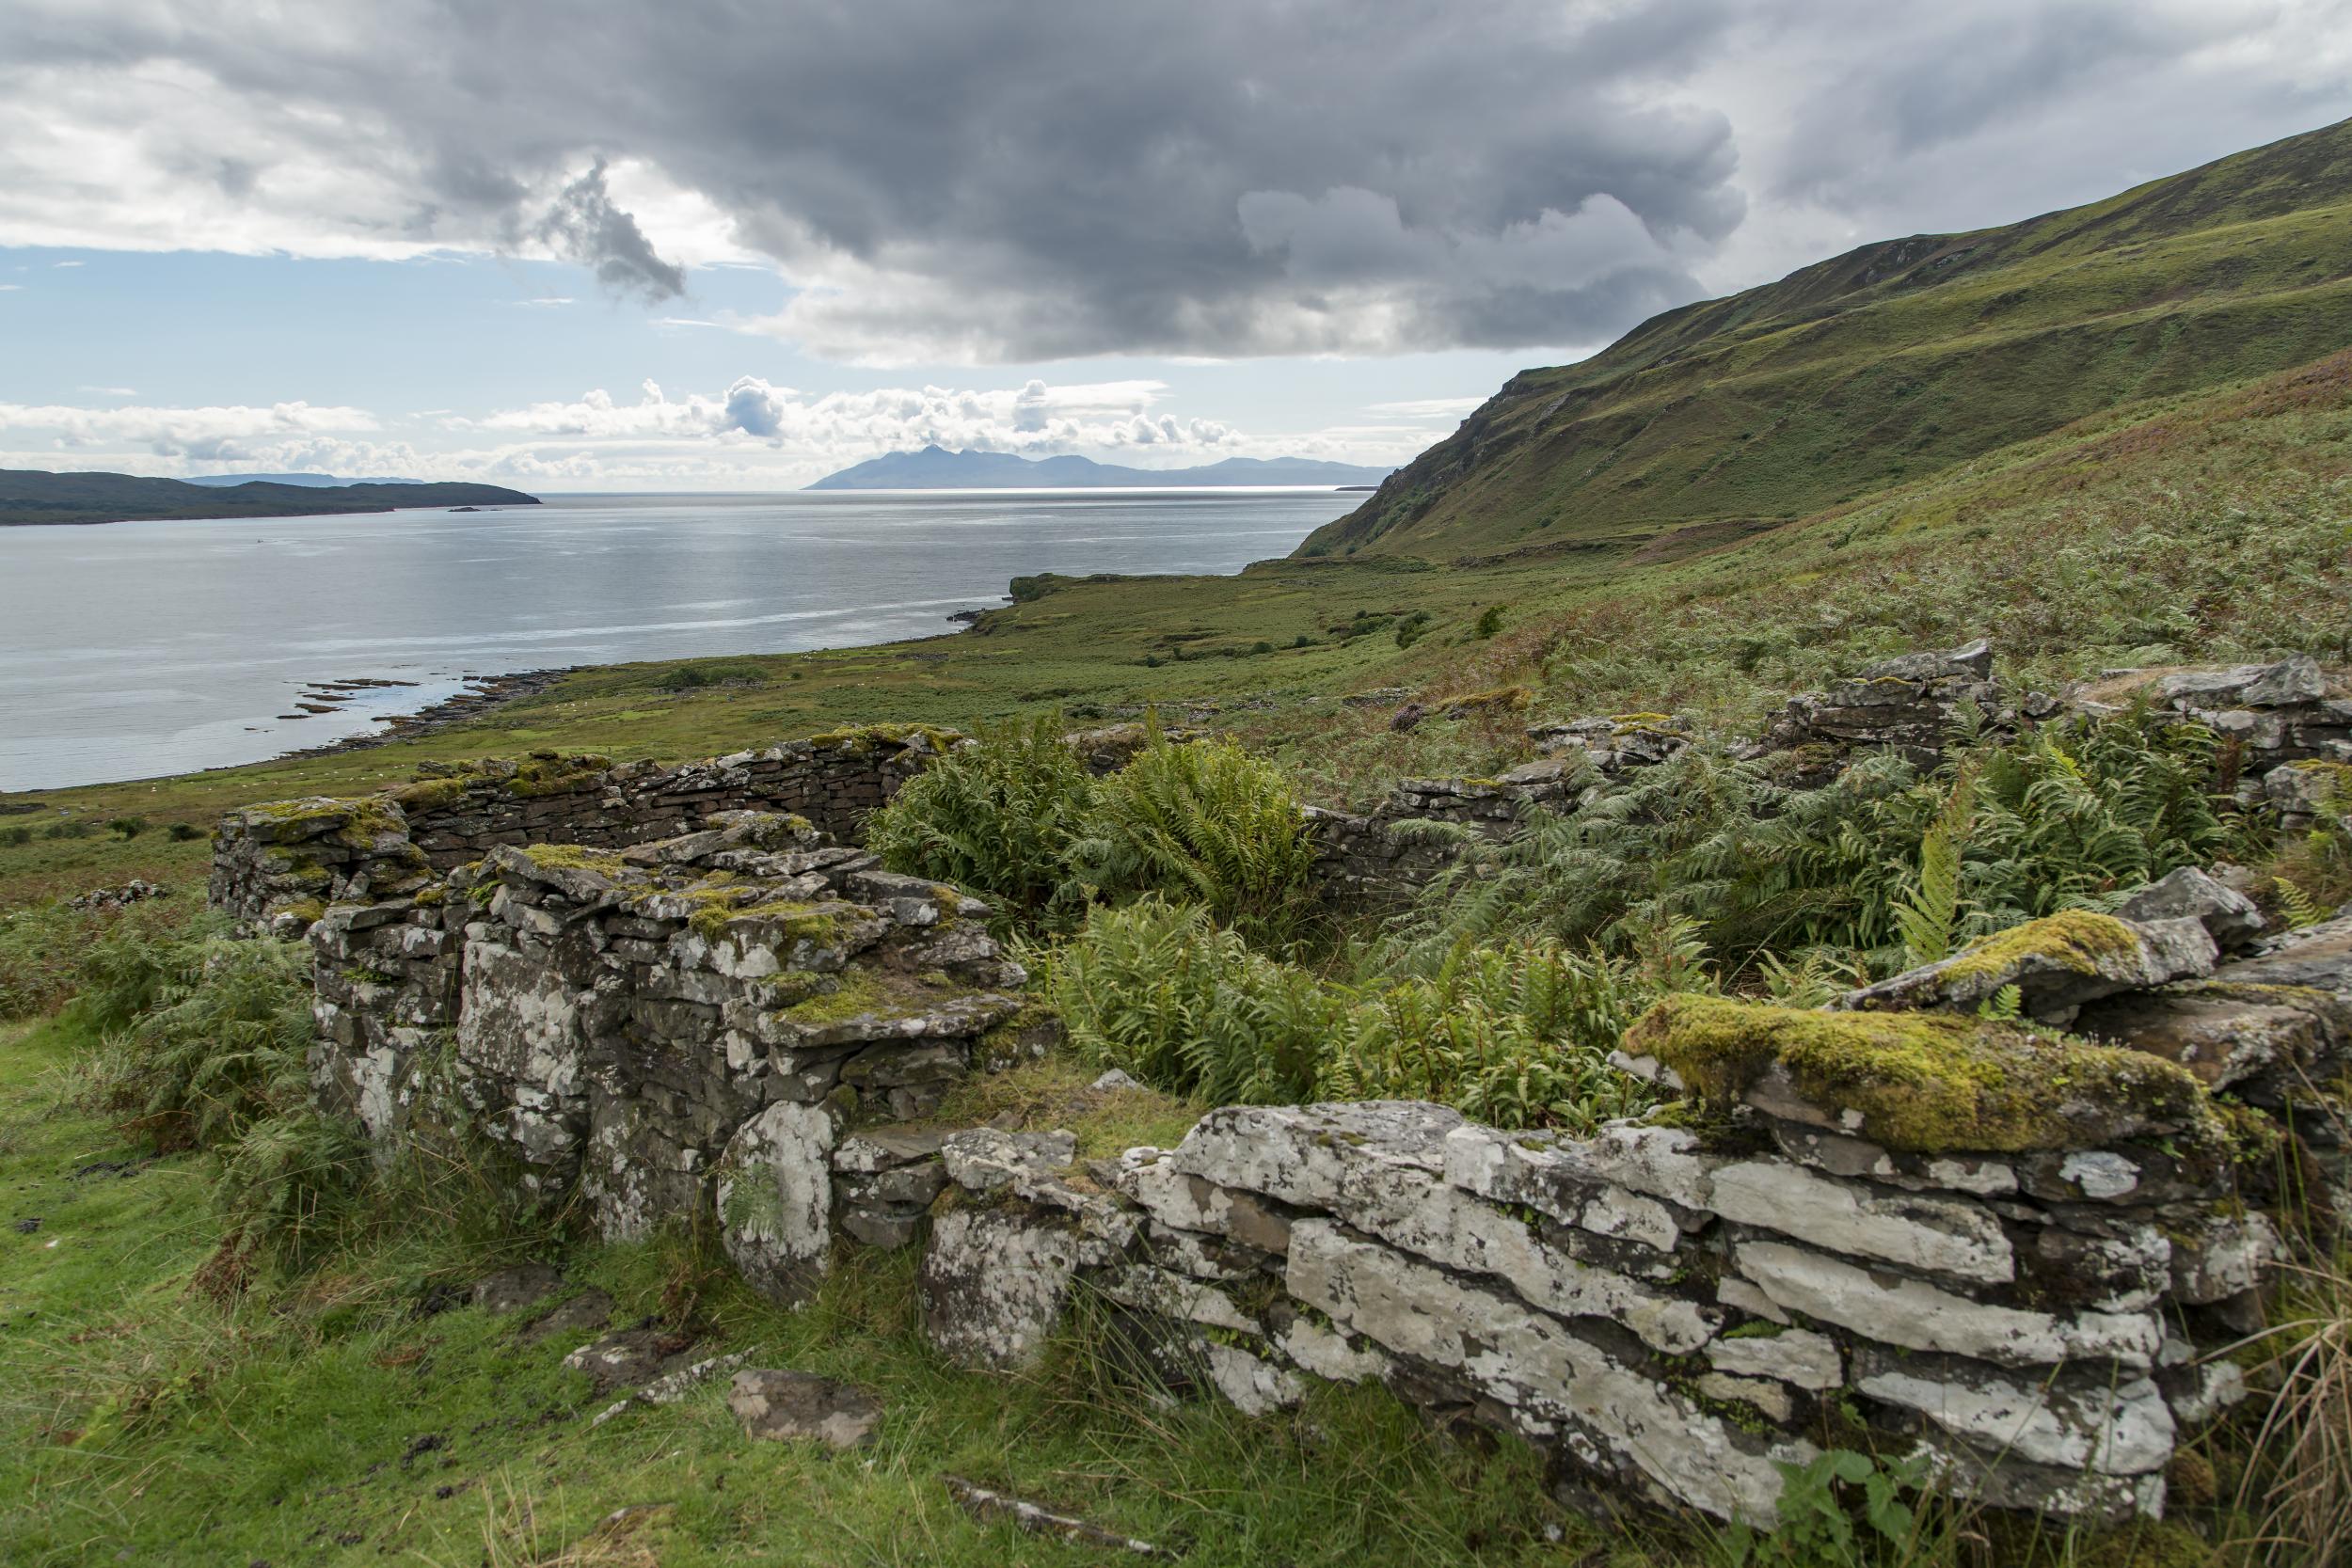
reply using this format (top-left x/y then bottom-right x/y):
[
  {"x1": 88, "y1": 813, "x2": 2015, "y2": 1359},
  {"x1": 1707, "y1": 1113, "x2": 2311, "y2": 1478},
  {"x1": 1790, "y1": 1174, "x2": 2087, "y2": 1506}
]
[
  {"x1": 1938, "y1": 910, "x2": 2142, "y2": 987},
  {"x1": 246, "y1": 794, "x2": 406, "y2": 848},
  {"x1": 1626, "y1": 994, "x2": 2216, "y2": 1154},
  {"x1": 806, "y1": 721, "x2": 961, "y2": 754},
  {"x1": 778, "y1": 970, "x2": 889, "y2": 1026},
  {"x1": 412, "y1": 884, "x2": 448, "y2": 908},
  {"x1": 275, "y1": 896, "x2": 327, "y2": 927},
  {"x1": 389, "y1": 775, "x2": 475, "y2": 812},
  {"x1": 516, "y1": 843, "x2": 630, "y2": 877},
  {"x1": 692, "y1": 897, "x2": 848, "y2": 947}
]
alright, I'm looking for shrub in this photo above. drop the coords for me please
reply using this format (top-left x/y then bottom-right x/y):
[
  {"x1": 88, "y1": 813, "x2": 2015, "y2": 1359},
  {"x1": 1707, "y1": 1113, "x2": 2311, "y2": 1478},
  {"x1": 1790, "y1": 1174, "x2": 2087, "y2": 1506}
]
[
  {"x1": 105, "y1": 931, "x2": 316, "y2": 1151},
  {"x1": 867, "y1": 715, "x2": 1100, "y2": 928},
  {"x1": 0, "y1": 825, "x2": 29, "y2": 847},
  {"x1": 1046, "y1": 900, "x2": 1665, "y2": 1130},
  {"x1": 1043, "y1": 897, "x2": 1327, "y2": 1104},
  {"x1": 1474, "y1": 605, "x2": 1506, "y2": 639},
  {"x1": 1074, "y1": 731, "x2": 1321, "y2": 948},
  {"x1": 1319, "y1": 936, "x2": 1662, "y2": 1133},
  {"x1": 106, "y1": 816, "x2": 151, "y2": 840},
  {"x1": 0, "y1": 898, "x2": 190, "y2": 1022},
  {"x1": 167, "y1": 821, "x2": 203, "y2": 843}
]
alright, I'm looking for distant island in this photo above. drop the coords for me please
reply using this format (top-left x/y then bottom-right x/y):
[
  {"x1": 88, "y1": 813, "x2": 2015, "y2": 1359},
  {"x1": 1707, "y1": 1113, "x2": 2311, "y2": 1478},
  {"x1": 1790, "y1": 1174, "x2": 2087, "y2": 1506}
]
[
  {"x1": 809, "y1": 445, "x2": 1393, "y2": 490},
  {"x1": 0, "y1": 468, "x2": 540, "y2": 527}
]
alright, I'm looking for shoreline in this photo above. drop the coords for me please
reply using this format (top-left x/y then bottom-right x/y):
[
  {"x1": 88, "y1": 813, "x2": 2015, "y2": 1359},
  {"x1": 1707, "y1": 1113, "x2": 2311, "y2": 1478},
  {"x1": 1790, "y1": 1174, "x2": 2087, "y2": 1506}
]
[{"x1": 268, "y1": 667, "x2": 584, "y2": 765}]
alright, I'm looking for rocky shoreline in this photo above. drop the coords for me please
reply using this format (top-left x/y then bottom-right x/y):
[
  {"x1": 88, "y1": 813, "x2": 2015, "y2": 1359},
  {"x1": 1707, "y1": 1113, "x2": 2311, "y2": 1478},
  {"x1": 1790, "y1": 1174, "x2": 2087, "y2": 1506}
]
[{"x1": 272, "y1": 667, "x2": 580, "y2": 762}]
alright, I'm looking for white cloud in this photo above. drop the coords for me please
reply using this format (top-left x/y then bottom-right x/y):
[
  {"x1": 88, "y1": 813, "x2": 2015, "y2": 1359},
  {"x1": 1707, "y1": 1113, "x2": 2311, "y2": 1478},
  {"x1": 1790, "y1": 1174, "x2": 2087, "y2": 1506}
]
[
  {"x1": 0, "y1": 399, "x2": 377, "y2": 460},
  {"x1": 53, "y1": 259, "x2": 82, "y2": 267},
  {"x1": 516, "y1": 296, "x2": 574, "y2": 307},
  {"x1": 0, "y1": 283, "x2": 21, "y2": 291},
  {"x1": 455, "y1": 375, "x2": 1243, "y2": 459},
  {"x1": 77, "y1": 385, "x2": 138, "y2": 396}
]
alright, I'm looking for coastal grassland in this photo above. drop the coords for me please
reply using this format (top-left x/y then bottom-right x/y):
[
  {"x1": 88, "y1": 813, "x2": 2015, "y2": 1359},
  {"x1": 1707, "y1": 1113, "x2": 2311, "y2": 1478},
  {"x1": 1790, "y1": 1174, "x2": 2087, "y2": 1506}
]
[
  {"x1": 0, "y1": 1014, "x2": 1635, "y2": 1568},
  {"x1": 4, "y1": 345, "x2": 2349, "y2": 911}
]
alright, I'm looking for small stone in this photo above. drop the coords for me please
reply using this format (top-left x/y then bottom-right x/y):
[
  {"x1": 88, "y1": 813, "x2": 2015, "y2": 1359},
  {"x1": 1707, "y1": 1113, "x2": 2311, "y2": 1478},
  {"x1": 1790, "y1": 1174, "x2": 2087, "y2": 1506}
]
[
  {"x1": 2058, "y1": 1151, "x2": 2139, "y2": 1201},
  {"x1": 729, "y1": 1369, "x2": 884, "y2": 1447},
  {"x1": 939, "y1": 1128, "x2": 1078, "y2": 1192},
  {"x1": 562, "y1": 1326, "x2": 696, "y2": 1393},
  {"x1": 471, "y1": 1263, "x2": 564, "y2": 1314},
  {"x1": 517, "y1": 1288, "x2": 615, "y2": 1344},
  {"x1": 1706, "y1": 1328, "x2": 1842, "y2": 1390},
  {"x1": 1089, "y1": 1069, "x2": 1147, "y2": 1092}
]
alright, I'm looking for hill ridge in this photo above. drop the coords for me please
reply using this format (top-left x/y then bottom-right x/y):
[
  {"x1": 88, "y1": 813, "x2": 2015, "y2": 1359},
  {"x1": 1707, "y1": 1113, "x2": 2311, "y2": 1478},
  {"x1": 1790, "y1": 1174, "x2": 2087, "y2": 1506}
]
[{"x1": 1301, "y1": 115, "x2": 2352, "y2": 562}]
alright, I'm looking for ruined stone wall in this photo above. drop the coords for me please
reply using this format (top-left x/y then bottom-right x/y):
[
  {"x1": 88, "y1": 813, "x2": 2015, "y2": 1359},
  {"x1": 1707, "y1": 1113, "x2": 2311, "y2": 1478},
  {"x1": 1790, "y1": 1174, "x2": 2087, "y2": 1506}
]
[
  {"x1": 265, "y1": 786, "x2": 2351, "y2": 1531},
  {"x1": 211, "y1": 725, "x2": 961, "y2": 933},
  {"x1": 899, "y1": 891, "x2": 2349, "y2": 1528}
]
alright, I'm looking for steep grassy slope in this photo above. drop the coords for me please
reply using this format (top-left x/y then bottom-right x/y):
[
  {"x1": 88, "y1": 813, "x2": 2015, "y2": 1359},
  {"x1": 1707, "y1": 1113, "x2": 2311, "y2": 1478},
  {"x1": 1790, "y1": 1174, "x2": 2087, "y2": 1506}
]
[{"x1": 1303, "y1": 116, "x2": 2352, "y2": 562}]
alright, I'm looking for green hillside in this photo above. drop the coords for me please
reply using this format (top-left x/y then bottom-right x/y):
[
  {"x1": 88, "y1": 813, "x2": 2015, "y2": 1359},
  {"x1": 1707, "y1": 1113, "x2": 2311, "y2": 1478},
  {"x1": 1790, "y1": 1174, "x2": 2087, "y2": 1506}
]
[
  {"x1": 1302, "y1": 116, "x2": 2352, "y2": 562},
  {"x1": 0, "y1": 468, "x2": 539, "y2": 527}
]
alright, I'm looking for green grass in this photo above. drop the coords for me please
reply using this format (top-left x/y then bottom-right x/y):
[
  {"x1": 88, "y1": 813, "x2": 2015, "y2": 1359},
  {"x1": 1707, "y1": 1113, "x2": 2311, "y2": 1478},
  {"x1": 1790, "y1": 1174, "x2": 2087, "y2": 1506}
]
[{"x1": 0, "y1": 1016, "x2": 1650, "y2": 1568}]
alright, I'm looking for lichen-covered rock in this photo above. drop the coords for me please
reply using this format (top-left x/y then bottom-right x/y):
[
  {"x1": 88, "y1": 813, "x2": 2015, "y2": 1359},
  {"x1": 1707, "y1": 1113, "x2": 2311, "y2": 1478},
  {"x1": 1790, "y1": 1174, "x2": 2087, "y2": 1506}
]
[
  {"x1": 716, "y1": 1102, "x2": 836, "y2": 1304},
  {"x1": 1734, "y1": 1241, "x2": 2163, "y2": 1370},
  {"x1": 1704, "y1": 1327, "x2": 1842, "y2": 1390},
  {"x1": 1856, "y1": 1358, "x2": 2174, "y2": 1476},
  {"x1": 1628, "y1": 995, "x2": 2217, "y2": 1156},
  {"x1": 729, "y1": 1369, "x2": 884, "y2": 1448},
  {"x1": 1177, "y1": 1104, "x2": 1715, "y2": 1353},
  {"x1": 1286, "y1": 1219, "x2": 1809, "y2": 1523},
  {"x1": 940, "y1": 1128, "x2": 1077, "y2": 1192},
  {"x1": 920, "y1": 1204, "x2": 1112, "y2": 1370},
  {"x1": 1839, "y1": 911, "x2": 2217, "y2": 1022},
  {"x1": 1705, "y1": 1160, "x2": 2014, "y2": 1284}
]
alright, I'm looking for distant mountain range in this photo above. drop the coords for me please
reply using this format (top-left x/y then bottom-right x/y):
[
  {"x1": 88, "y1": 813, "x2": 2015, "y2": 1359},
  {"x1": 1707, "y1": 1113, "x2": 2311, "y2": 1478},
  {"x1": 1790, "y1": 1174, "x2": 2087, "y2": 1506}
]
[
  {"x1": 0, "y1": 468, "x2": 540, "y2": 527},
  {"x1": 183, "y1": 471, "x2": 423, "y2": 487},
  {"x1": 808, "y1": 445, "x2": 1393, "y2": 490}
]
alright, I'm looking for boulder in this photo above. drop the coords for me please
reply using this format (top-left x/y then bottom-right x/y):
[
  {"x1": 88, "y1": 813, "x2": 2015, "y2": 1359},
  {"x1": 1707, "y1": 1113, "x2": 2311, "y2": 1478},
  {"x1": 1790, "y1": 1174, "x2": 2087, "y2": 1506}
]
[
  {"x1": 728, "y1": 1369, "x2": 884, "y2": 1448},
  {"x1": 1837, "y1": 911, "x2": 2217, "y2": 1022},
  {"x1": 715, "y1": 1102, "x2": 836, "y2": 1305},
  {"x1": 2112, "y1": 868, "x2": 2265, "y2": 950}
]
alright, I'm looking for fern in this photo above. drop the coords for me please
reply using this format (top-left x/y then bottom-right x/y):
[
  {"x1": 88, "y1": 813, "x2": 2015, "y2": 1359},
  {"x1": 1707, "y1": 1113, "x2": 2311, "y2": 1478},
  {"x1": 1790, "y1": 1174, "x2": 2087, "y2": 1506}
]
[{"x1": 1892, "y1": 764, "x2": 1975, "y2": 966}]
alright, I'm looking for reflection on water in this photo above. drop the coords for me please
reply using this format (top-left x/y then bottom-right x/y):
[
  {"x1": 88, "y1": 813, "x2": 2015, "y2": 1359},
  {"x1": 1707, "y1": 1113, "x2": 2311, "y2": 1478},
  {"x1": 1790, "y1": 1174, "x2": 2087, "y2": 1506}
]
[{"x1": 0, "y1": 487, "x2": 1357, "y2": 790}]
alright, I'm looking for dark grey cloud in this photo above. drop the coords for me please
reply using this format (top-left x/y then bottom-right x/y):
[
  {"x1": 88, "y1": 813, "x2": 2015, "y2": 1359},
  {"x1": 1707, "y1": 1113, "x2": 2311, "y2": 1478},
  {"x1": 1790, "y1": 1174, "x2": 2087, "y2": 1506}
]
[
  {"x1": 1, "y1": 0, "x2": 2345, "y2": 361},
  {"x1": 532, "y1": 161, "x2": 685, "y2": 301}
]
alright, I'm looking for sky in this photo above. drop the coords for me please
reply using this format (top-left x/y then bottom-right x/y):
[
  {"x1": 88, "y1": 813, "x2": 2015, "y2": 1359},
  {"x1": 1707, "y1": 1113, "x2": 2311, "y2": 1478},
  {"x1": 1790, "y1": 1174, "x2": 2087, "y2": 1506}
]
[{"x1": 2, "y1": 0, "x2": 2348, "y2": 491}]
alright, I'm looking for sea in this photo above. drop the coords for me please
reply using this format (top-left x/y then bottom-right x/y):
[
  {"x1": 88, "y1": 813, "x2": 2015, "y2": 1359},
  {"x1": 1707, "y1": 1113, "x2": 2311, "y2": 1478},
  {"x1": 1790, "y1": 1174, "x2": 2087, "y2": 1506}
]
[{"x1": 0, "y1": 488, "x2": 1360, "y2": 792}]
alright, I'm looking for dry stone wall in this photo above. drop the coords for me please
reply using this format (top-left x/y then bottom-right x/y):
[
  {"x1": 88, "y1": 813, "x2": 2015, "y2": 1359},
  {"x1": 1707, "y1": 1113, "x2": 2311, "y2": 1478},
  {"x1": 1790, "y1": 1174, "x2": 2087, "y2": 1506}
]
[
  {"x1": 903, "y1": 904, "x2": 2349, "y2": 1528},
  {"x1": 211, "y1": 725, "x2": 960, "y2": 935}
]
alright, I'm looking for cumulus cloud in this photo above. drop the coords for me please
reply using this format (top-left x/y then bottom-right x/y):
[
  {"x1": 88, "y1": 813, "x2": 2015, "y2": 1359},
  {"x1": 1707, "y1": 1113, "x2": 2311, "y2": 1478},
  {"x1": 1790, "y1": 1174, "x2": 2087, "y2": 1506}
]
[
  {"x1": 458, "y1": 375, "x2": 1240, "y2": 460},
  {"x1": 0, "y1": 1, "x2": 2345, "y2": 361},
  {"x1": 0, "y1": 399, "x2": 377, "y2": 460}
]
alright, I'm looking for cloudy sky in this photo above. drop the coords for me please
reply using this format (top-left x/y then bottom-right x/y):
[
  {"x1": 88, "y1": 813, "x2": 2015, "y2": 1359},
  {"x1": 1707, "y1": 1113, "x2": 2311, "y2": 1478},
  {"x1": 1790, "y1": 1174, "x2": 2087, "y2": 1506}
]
[{"x1": 3, "y1": 0, "x2": 2347, "y2": 489}]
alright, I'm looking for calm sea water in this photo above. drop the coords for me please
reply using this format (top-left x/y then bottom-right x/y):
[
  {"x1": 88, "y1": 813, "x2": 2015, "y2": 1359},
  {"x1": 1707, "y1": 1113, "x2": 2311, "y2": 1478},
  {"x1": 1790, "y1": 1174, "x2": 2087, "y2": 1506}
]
[{"x1": 0, "y1": 488, "x2": 1359, "y2": 791}]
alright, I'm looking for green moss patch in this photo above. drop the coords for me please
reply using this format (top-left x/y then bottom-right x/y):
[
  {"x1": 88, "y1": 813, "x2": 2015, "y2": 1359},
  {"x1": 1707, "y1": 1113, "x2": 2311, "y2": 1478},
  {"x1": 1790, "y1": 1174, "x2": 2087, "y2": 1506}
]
[
  {"x1": 514, "y1": 843, "x2": 630, "y2": 878},
  {"x1": 1626, "y1": 994, "x2": 2216, "y2": 1154},
  {"x1": 1939, "y1": 910, "x2": 2144, "y2": 986}
]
